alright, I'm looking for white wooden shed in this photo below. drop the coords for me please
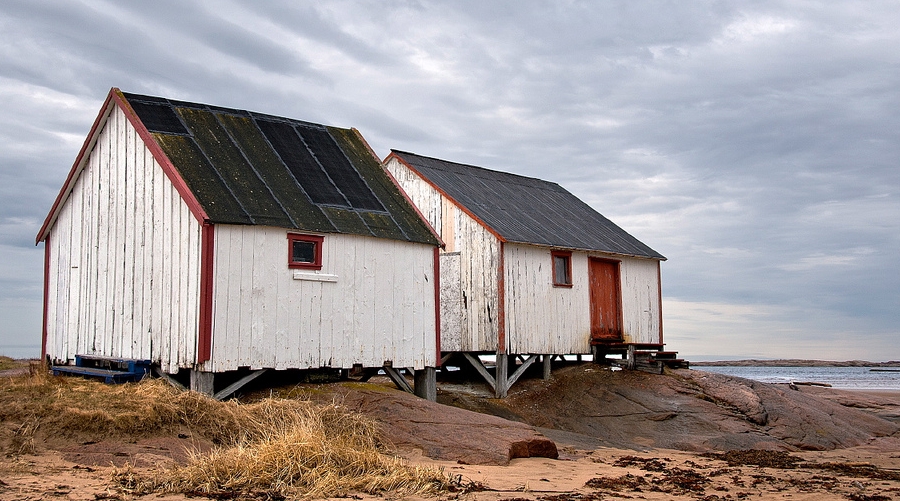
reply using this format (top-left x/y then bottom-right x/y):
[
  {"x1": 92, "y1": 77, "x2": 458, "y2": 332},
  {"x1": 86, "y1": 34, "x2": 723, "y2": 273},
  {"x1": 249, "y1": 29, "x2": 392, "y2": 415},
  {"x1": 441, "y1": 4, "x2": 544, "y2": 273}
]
[
  {"x1": 36, "y1": 89, "x2": 442, "y2": 398},
  {"x1": 384, "y1": 151, "x2": 669, "y2": 396}
]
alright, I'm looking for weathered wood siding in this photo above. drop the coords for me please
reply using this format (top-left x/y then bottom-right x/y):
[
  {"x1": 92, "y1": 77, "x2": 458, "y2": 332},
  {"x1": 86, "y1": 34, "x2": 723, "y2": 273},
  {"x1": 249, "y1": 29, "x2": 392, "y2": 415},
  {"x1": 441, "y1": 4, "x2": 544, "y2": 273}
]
[
  {"x1": 385, "y1": 158, "x2": 501, "y2": 352},
  {"x1": 619, "y1": 257, "x2": 662, "y2": 344},
  {"x1": 45, "y1": 106, "x2": 201, "y2": 372},
  {"x1": 504, "y1": 244, "x2": 591, "y2": 354},
  {"x1": 504, "y1": 245, "x2": 662, "y2": 353},
  {"x1": 209, "y1": 226, "x2": 437, "y2": 371}
]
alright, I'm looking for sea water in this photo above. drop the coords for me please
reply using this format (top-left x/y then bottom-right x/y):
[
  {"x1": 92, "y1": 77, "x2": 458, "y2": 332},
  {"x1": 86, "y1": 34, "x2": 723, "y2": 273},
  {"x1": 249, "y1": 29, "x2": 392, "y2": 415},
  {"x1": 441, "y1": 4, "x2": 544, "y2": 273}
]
[{"x1": 697, "y1": 366, "x2": 900, "y2": 391}]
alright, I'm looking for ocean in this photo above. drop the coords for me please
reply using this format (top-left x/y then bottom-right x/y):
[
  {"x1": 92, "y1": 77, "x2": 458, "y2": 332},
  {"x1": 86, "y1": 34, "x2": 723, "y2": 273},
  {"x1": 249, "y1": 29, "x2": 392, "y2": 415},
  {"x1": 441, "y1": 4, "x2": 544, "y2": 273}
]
[
  {"x1": 697, "y1": 366, "x2": 900, "y2": 391},
  {"x1": 0, "y1": 345, "x2": 40, "y2": 359}
]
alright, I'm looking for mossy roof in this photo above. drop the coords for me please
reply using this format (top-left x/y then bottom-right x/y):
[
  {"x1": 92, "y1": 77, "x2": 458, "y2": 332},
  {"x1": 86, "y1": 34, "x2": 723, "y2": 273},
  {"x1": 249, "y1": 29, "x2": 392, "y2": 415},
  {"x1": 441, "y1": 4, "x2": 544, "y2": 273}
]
[{"x1": 122, "y1": 92, "x2": 438, "y2": 246}]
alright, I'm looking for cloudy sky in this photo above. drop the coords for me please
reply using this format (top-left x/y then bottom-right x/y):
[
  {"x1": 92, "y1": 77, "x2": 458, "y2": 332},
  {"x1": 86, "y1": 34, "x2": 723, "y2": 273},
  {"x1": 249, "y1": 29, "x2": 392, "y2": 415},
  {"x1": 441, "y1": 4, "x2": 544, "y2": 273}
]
[{"x1": 1, "y1": 1, "x2": 897, "y2": 361}]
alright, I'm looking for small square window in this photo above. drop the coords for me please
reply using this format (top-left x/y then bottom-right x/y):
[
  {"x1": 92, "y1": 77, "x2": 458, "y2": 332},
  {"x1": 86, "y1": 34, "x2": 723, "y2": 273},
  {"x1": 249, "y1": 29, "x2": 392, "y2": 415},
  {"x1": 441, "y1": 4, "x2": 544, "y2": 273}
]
[
  {"x1": 287, "y1": 233, "x2": 323, "y2": 270},
  {"x1": 552, "y1": 250, "x2": 572, "y2": 287}
]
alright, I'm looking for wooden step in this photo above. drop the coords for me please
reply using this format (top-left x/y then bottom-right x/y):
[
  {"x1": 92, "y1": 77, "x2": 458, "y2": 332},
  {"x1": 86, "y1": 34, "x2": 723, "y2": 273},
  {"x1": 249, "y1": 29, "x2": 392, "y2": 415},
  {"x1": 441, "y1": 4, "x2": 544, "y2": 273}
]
[
  {"x1": 51, "y1": 365, "x2": 148, "y2": 384},
  {"x1": 75, "y1": 355, "x2": 151, "y2": 373}
]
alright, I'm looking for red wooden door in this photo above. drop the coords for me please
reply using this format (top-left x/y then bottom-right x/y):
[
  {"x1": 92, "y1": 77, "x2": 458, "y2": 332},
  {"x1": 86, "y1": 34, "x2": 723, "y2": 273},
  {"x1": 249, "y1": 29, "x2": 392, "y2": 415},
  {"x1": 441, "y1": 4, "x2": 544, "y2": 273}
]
[{"x1": 589, "y1": 258, "x2": 622, "y2": 342}]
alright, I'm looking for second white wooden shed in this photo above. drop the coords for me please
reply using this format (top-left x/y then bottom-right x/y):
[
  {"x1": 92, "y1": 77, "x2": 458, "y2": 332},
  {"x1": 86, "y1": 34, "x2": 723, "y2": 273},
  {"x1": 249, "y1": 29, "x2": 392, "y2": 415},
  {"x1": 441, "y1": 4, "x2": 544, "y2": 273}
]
[
  {"x1": 36, "y1": 89, "x2": 442, "y2": 398},
  {"x1": 385, "y1": 151, "x2": 668, "y2": 396}
]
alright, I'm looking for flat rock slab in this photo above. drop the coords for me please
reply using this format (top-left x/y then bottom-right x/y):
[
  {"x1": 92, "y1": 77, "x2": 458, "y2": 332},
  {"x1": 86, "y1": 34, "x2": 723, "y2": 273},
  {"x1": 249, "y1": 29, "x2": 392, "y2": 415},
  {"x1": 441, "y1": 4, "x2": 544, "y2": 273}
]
[{"x1": 308, "y1": 383, "x2": 558, "y2": 465}]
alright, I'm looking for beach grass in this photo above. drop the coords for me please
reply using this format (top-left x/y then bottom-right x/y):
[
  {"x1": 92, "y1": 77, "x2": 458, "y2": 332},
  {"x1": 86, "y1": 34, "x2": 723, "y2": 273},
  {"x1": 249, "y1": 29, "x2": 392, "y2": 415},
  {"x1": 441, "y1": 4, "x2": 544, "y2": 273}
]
[{"x1": 0, "y1": 370, "x2": 449, "y2": 498}]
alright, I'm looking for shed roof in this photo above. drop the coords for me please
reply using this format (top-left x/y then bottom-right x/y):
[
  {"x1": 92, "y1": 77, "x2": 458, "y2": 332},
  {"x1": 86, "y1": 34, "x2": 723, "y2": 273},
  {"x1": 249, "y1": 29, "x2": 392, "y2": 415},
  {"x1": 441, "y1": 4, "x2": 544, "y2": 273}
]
[
  {"x1": 37, "y1": 88, "x2": 439, "y2": 246},
  {"x1": 388, "y1": 150, "x2": 664, "y2": 260}
]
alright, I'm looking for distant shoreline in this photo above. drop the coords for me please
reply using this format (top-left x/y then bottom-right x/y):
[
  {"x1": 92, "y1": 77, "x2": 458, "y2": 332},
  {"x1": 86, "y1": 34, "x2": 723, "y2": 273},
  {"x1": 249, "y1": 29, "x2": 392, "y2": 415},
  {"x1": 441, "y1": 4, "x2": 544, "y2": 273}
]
[{"x1": 691, "y1": 359, "x2": 900, "y2": 367}]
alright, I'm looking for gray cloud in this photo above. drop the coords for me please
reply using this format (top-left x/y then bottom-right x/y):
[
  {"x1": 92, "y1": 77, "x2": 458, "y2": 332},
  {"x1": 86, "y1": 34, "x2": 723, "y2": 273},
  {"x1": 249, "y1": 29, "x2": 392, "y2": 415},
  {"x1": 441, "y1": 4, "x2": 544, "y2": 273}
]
[{"x1": 0, "y1": 0, "x2": 897, "y2": 359}]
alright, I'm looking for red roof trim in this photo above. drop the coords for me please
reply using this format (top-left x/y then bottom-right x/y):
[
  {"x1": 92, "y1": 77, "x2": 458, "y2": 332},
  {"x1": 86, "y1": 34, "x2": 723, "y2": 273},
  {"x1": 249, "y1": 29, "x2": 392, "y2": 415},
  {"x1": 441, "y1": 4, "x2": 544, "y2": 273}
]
[
  {"x1": 384, "y1": 152, "x2": 506, "y2": 243},
  {"x1": 377, "y1": 148, "x2": 444, "y2": 248},
  {"x1": 35, "y1": 88, "x2": 209, "y2": 245},
  {"x1": 111, "y1": 89, "x2": 208, "y2": 224},
  {"x1": 35, "y1": 90, "x2": 116, "y2": 244}
]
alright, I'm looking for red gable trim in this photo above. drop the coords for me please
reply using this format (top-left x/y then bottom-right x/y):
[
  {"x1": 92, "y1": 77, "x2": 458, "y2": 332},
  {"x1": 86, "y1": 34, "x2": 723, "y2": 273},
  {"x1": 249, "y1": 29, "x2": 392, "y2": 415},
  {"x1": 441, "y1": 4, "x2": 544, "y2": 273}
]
[
  {"x1": 384, "y1": 152, "x2": 506, "y2": 243},
  {"x1": 111, "y1": 89, "x2": 208, "y2": 224},
  {"x1": 35, "y1": 91, "x2": 116, "y2": 244},
  {"x1": 35, "y1": 87, "x2": 209, "y2": 244},
  {"x1": 348, "y1": 128, "x2": 443, "y2": 247}
]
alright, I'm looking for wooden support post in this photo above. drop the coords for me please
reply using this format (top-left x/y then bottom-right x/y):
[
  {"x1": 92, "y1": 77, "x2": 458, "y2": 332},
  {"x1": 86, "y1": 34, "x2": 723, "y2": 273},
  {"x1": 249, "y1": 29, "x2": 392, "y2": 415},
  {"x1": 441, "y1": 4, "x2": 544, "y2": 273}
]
[
  {"x1": 383, "y1": 366, "x2": 413, "y2": 393},
  {"x1": 627, "y1": 345, "x2": 636, "y2": 370},
  {"x1": 213, "y1": 369, "x2": 268, "y2": 401},
  {"x1": 505, "y1": 354, "x2": 536, "y2": 392},
  {"x1": 462, "y1": 353, "x2": 496, "y2": 392},
  {"x1": 543, "y1": 355, "x2": 552, "y2": 380},
  {"x1": 496, "y1": 353, "x2": 509, "y2": 398},
  {"x1": 189, "y1": 370, "x2": 214, "y2": 396},
  {"x1": 592, "y1": 345, "x2": 603, "y2": 364},
  {"x1": 414, "y1": 367, "x2": 436, "y2": 401},
  {"x1": 577, "y1": 354, "x2": 583, "y2": 362}
]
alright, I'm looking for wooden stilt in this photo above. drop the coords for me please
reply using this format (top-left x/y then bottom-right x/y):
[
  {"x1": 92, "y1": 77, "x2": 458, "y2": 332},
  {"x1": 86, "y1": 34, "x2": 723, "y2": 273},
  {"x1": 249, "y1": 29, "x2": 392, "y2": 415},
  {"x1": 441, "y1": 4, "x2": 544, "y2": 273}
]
[
  {"x1": 462, "y1": 353, "x2": 497, "y2": 393},
  {"x1": 626, "y1": 345, "x2": 636, "y2": 370},
  {"x1": 496, "y1": 353, "x2": 509, "y2": 398},
  {"x1": 383, "y1": 366, "x2": 413, "y2": 393},
  {"x1": 414, "y1": 367, "x2": 436, "y2": 401},
  {"x1": 189, "y1": 370, "x2": 214, "y2": 396},
  {"x1": 505, "y1": 354, "x2": 536, "y2": 392},
  {"x1": 543, "y1": 355, "x2": 552, "y2": 380},
  {"x1": 213, "y1": 369, "x2": 268, "y2": 401}
]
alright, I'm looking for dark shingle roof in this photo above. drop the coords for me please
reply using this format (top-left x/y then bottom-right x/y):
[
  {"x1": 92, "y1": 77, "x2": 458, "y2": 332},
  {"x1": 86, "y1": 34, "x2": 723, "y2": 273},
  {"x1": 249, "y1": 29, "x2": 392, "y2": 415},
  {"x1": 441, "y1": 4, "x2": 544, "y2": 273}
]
[
  {"x1": 122, "y1": 92, "x2": 438, "y2": 246},
  {"x1": 391, "y1": 151, "x2": 664, "y2": 260}
]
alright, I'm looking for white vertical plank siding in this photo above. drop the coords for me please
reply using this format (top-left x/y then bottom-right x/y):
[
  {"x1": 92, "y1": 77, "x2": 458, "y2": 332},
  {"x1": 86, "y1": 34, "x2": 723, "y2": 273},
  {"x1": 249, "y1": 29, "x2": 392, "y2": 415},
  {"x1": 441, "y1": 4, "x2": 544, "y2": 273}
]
[
  {"x1": 385, "y1": 157, "x2": 501, "y2": 352},
  {"x1": 618, "y1": 257, "x2": 662, "y2": 344},
  {"x1": 503, "y1": 246, "x2": 662, "y2": 353},
  {"x1": 210, "y1": 227, "x2": 437, "y2": 371},
  {"x1": 384, "y1": 158, "x2": 443, "y2": 235},
  {"x1": 504, "y1": 245, "x2": 591, "y2": 354},
  {"x1": 44, "y1": 106, "x2": 201, "y2": 372}
]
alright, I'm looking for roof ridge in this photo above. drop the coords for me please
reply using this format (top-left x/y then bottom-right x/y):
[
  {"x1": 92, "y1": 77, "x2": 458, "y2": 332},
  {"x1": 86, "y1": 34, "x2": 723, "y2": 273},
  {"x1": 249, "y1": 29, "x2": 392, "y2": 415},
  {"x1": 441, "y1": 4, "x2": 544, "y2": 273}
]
[{"x1": 391, "y1": 149, "x2": 559, "y2": 187}]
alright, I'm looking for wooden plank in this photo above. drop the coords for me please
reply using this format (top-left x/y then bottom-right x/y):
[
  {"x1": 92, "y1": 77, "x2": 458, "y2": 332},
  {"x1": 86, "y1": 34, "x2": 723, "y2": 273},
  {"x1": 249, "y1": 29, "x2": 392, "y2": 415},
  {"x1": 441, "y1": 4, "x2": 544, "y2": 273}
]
[
  {"x1": 121, "y1": 110, "x2": 136, "y2": 359},
  {"x1": 213, "y1": 369, "x2": 268, "y2": 401},
  {"x1": 127, "y1": 123, "x2": 149, "y2": 358},
  {"x1": 149, "y1": 156, "x2": 164, "y2": 366},
  {"x1": 112, "y1": 107, "x2": 126, "y2": 357},
  {"x1": 95, "y1": 125, "x2": 111, "y2": 357},
  {"x1": 78, "y1": 154, "x2": 95, "y2": 358},
  {"x1": 383, "y1": 366, "x2": 413, "y2": 393},
  {"x1": 462, "y1": 353, "x2": 496, "y2": 392},
  {"x1": 160, "y1": 170, "x2": 173, "y2": 368},
  {"x1": 505, "y1": 354, "x2": 537, "y2": 391}
]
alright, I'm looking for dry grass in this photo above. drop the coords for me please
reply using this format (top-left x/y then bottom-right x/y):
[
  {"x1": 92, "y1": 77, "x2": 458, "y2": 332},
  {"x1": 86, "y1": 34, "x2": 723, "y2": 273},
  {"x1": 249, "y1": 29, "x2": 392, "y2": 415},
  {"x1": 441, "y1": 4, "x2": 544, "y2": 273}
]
[
  {"x1": 0, "y1": 370, "x2": 450, "y2": 498},
  {"x1": 0, "y1": 356, "x2": 31, "y2": 371}
]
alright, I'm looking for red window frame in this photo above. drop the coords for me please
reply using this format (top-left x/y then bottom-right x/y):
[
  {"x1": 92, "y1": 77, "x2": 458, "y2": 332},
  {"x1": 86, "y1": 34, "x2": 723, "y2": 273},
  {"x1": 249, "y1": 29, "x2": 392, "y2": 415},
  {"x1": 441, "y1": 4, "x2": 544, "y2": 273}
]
[
  {"x1": 551, "y1": 250, "x2": 573, "y2": 288},
  {"x1": 287, "y1": 233, "x2": 324, "y2": 270}
]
